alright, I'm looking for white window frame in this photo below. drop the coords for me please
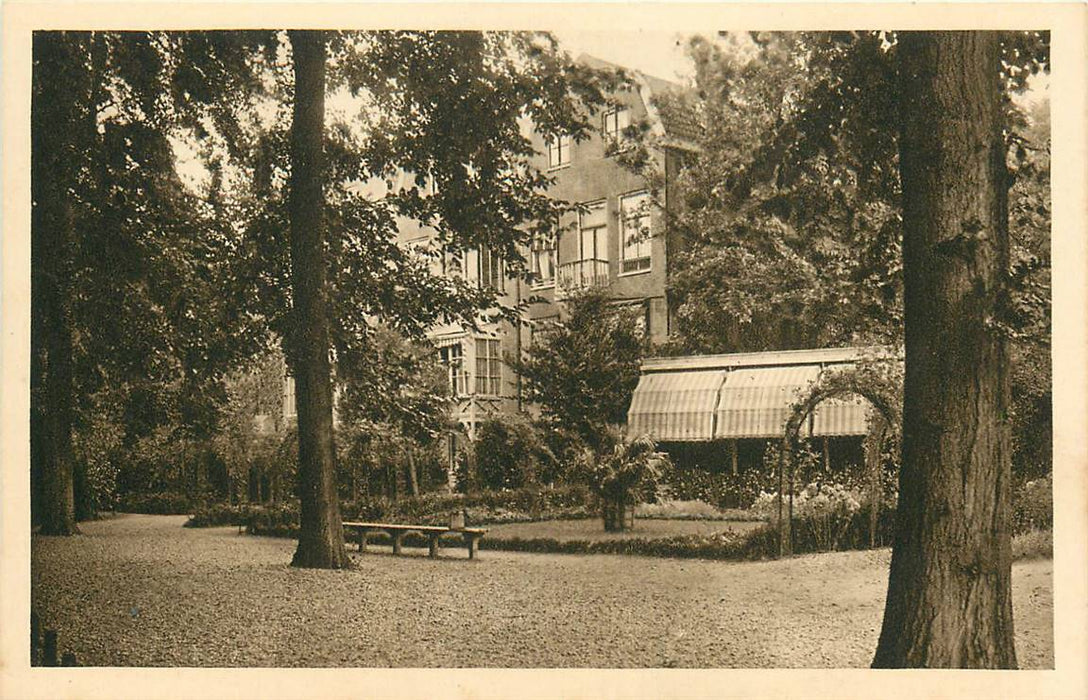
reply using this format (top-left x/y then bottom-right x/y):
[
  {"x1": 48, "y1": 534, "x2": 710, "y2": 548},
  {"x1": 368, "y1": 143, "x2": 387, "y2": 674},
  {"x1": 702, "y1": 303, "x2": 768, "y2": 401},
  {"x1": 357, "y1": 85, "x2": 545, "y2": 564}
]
[
  {"x1": 578, "y1": 200, "x2": 609, "y2": 263},
  {"x1": 474, "y1": 338, "x2": 503, "y2": 397},
  {"x1": 546, "y1": 133, "x2": 571, "y2": 169},
  {"x1": 439, "y1": 342, "x2": 468, "y2": 397},
  {"x1": 529, "y1": 234, "x2": 556, "y2": 288},
  {"x1": 619, "y1": 191, "x2": 653, "y2": 275},
  {"x1": 603, "y1": 106, "x2": 631, "y2": 142},
  {"x1": 477, "y1": 246, "x2": 504, "y2": 293}
]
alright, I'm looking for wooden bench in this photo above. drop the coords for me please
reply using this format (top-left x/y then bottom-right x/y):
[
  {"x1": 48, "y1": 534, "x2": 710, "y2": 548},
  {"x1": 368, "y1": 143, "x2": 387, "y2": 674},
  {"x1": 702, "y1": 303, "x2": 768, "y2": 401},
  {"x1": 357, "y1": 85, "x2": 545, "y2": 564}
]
[{"x1": 342, "y1": 521, "x2": 488, "y2": 560}]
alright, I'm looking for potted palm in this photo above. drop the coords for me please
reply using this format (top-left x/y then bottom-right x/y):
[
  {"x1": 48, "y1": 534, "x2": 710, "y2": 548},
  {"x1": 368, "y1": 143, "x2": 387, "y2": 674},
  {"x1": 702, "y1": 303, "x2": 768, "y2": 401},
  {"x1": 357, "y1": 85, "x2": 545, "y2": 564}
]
[{"x1": 586, "y1": 433, "x2": 670, "y2": 532}]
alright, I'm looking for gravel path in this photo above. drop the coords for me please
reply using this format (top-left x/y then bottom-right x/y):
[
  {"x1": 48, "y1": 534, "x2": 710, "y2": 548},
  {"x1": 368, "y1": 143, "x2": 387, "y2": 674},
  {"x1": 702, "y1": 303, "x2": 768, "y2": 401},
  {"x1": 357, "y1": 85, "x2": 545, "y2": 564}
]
[{"x1": 31, "y1": 514, "x2": 1053, "y2": 668}]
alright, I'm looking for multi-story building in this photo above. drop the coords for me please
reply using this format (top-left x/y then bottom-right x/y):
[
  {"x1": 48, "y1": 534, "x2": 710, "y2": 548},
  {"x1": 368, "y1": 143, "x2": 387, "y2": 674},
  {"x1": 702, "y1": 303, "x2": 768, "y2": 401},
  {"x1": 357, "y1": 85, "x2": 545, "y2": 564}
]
[
  {"x1": 279, "y1": 57, "x2": 698, "y2": 477},
  {"x1": 395, "y1": 57, "x2": 699, "y2": 465}
]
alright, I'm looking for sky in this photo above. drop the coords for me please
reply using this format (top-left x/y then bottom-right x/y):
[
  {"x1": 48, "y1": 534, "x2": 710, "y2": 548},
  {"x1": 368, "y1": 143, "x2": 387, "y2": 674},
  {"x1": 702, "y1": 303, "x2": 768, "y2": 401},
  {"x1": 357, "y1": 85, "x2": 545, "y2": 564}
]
[
  {"x1": 553, "y1": 30, "x2": 702, "y2": 84},
  {"x1": 556, "y1": 29, "x2": 1049, "y2": 105}
]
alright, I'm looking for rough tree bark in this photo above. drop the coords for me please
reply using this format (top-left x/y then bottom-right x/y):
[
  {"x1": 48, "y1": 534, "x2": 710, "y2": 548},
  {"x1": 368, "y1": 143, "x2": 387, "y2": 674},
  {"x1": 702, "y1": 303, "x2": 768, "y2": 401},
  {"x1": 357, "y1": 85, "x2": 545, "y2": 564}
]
[
  {"x1": 287, "y1": 30, "x2": 350, "y2": 569},
  {"x1": 31, "y1": 32, "x2": 87, "y2": 536},
  {"x1": 873, "y1": 31, "x2": 1016, "y2": 668}
]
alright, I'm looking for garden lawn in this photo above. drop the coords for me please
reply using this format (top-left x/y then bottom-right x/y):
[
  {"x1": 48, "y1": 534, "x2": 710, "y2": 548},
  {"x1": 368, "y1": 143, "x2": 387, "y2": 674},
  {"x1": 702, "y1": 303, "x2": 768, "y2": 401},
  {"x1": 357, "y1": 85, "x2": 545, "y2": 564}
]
[
  {"x1": 485, "y1": 517, "x2": 766, "y2": 542},
  {"x1": 31, "y1": 514, "x2": 1053, "y2": 668}
]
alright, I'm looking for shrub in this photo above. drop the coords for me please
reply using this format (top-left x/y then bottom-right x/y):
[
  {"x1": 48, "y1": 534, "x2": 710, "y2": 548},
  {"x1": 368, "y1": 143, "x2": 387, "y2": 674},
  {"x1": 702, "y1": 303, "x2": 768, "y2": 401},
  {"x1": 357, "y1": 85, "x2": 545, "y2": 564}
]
[
  {"x1": 185, "y1": 503, "x2": 263, "y2": 528},
  {"x1": 634, "y1": 498, "x2": 747, "y2": 520},
  {"x1": 473, "y1": 415, "x2": 553, "y2": 491},
  {"x1": 752, "y1": 481, "x2": 897, "y2": 553},
  {"x1": 116, "y1": 491, "x2": 194, "y2": 515},
  {"x1": 1012, "y1": 474, "x2": 1052, "y2": 535},
  {"x1": 1012, "y1": 528, "x2": 1052, "y2": 560},
  {"x1": 480, "y1": 526, "x2": 777, "y2": 561},
  {"x1": 660, "y1": 467, "x2": 771, "y2": 510},
  {"x1": 243, "y1": 485, "x2": 595, "y2": 536}
]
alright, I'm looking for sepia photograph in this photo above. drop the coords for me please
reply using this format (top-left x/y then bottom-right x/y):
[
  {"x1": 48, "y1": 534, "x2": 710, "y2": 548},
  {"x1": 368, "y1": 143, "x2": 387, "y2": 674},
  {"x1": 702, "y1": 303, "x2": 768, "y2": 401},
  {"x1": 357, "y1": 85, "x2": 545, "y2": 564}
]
[{"x1": 3, "y1": 3, "x2": 1086, "y2": 699}]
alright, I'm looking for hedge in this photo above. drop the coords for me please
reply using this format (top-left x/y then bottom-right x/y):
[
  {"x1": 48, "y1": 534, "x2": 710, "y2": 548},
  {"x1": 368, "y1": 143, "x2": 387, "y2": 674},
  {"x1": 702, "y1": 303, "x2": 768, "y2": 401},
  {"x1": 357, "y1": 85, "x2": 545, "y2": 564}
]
[
  {"x1": 116, "y1": 491, "x2": 195, "y2": 515},
  {"x1": 186, "y1": 484, "x2": 594, "y2": 530}
]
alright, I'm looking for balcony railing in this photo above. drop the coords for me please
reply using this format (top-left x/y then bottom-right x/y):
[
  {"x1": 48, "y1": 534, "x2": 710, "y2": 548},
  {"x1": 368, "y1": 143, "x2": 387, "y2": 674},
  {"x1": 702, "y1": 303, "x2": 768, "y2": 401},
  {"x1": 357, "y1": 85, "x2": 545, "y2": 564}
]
[{"x1": 556, "y1": 258, "x2": 610, "y2": 298}]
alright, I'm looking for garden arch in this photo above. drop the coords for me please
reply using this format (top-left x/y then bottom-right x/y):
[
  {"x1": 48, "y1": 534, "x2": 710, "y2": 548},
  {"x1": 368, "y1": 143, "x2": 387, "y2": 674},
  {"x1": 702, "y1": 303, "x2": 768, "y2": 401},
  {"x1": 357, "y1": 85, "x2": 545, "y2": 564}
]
[{"x1": 775, "y1": 366, "x2": 902, "y2": 557}]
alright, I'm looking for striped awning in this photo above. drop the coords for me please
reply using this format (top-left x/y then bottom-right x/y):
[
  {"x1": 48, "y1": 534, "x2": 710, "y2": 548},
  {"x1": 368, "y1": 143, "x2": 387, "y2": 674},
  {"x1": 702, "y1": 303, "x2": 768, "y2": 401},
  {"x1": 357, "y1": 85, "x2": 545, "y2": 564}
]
[
  {"x1": 627, "y1": 370, "x2": 728, "y2": 441},
  {"x1": 812, "y1": 396, "x2": 870, "y2": 436},
  {"x1": 430, "y1": 333, "x2": 465, "y2": 349},
  {"x1": 714, "y1": 365, "x2": 822, "y2": 438}
]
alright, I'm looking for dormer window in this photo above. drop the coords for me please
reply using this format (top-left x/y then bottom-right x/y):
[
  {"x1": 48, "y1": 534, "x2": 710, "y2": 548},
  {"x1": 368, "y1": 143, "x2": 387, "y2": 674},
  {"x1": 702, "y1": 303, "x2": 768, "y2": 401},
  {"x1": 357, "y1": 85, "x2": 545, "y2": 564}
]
[
  {"x1": 546, "y1": 133, "x2": 571, "y2": 169},
  {"x1": 603, "y1": 107, "x2": 631, "y2": 141}
]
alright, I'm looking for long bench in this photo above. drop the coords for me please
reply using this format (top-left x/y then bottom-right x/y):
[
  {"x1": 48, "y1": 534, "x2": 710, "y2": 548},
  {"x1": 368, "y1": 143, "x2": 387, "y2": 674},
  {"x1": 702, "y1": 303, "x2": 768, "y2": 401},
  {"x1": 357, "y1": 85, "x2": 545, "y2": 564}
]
[{"x1": 342, "y1": 521, "x2": 488, "y2": 560}]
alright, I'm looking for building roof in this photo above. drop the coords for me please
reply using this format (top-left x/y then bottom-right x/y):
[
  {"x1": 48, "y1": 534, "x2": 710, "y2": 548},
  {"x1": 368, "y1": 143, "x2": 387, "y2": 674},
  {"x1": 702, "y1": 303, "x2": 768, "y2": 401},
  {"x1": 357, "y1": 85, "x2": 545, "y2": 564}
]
[
  {"x1": 628, "y1": 346, "x2": 901, "y2": 441},
  {"x1": 575, "y1": 54, "x2": 702, "y2": 148},
  {"x1": 640, "y1": 346, "x2": 901, "y2": 373}
]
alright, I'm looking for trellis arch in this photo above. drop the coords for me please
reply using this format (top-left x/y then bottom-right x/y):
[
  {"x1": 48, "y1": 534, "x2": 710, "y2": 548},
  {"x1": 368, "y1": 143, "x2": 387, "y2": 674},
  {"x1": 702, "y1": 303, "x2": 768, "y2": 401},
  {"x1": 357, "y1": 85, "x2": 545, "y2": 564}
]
[{"x1": 774, "y1": 363, "x2": 903, "y2": 557}]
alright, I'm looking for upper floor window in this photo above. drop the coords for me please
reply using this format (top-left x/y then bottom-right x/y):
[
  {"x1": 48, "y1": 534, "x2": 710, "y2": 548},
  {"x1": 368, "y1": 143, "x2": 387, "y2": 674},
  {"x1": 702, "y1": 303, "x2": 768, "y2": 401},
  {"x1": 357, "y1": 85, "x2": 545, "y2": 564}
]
[
  {"x1": 579, "y1": 200, "x2": 608, "y2": 262},
  {"x1": 530, "y1": 234, "x2": 556, "y2": 287},
  {"x1": 439, "y1": 342, "x2": 468, "y2": 396},
  {"x1": 477, "y1": 246, "x2": 504, "y2": 293},
  {"x1": 620, "y1": 192, "x2": 653, "y2": 273},
  {"x1": 475, "y1": 338, "x2": 502, "y2": 396},
  {"x1": 546, "y1": 133, "x2": 571, "y2": 169},
  {"x1": 603, "y1": 107, "x2": 631, "y2": 142}
]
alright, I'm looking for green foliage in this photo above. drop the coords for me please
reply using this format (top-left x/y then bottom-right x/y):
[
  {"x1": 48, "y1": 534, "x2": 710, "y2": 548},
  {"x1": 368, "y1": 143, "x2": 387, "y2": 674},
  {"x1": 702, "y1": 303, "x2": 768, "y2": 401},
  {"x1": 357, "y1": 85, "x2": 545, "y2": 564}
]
[
  {"x1": 585, "y1": 434, "x2": 670, "y2": 502},
  {"x1": 479, "y1": 528, "x2": 776, "y2": 561},
  {"x1": 473, "y1": 415, "x2": 554, "y2": 491},
  {"x1": 238, "y1": 484, "x2": 594, "y2": 536},
  {"x1": 633, "y1": 499, "x2": 753, "y2": 521},
  {"x1": 33, "y1": 30, "x2": 617, "y2": 526},
  {"x1": 71, "y1": 392, "x2": 126, "y2": 517},
  {"x1": 184, "y1": 502, "x2": 266, "y2": 528},
  {"x1": 1012, "y1": 475, "x2": 1053, "y2": 535},
  {"x1": 116, "y1": 491, "x2": 195, "y2": 515},
  {"x1": 672, "y1": 32, "x2": 904, "y2": 354},
  {"x1": 514, "y1": 291, "x2": 646, "y2": 452},
  {"x1": 581, "y1": 433, "x2": 672, "y2": 530},
  {"x1": 337, "y1": 326, "x2": 450, "y2": 443},
  {"x1": 1006, "y1": 99, "x2": 1052, "y2": 481},
  {"x1": 671, "y1": 31, "x2": 1050, "y2": 361},
  {"x1": 661, "y1": 466, "x2": 774, "y2": 510},
  {"x1": 1011, "y1": 528, "x2": 1052, "y2": 561}
]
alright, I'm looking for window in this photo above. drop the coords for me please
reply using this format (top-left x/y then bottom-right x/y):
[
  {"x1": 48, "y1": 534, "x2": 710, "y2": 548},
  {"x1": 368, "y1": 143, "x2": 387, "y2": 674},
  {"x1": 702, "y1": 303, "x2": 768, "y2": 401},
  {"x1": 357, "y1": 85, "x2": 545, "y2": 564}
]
[
  {"x1": 579, "y1": 200, "x2": 608, "y2": 262},
  {"x1": 603, "y1": 107, "x2": 631, "y2": 141},
  {"x1": 620, "y1": 191, "x2": 652, "y2": 273},
  {"x1": 477, "y1": 246, "x2": 504, "y2": 292},
  {"x1": 530, "y1": 235, "x2": 556, "y2": 287},
  {"x1": 546, "y1": 133, "x2": 571, "y2": 168},
  {"x1": 475, "y1": 339, "x2": 502, "y2": 396},
  {"x1": 439, "y1": 343, "x2": 467, "y2": 396}
]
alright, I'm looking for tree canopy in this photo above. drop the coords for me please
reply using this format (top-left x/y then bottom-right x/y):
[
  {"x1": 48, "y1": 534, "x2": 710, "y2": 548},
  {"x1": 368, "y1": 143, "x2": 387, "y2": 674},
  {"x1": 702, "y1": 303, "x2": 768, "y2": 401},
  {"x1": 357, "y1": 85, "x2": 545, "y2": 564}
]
[
  {"x1": 513, "y1": 290, "x2": 646, "y2": 453},
  {"x1": 668, "y1": 31, "x2": 1049, "y2": 359}
]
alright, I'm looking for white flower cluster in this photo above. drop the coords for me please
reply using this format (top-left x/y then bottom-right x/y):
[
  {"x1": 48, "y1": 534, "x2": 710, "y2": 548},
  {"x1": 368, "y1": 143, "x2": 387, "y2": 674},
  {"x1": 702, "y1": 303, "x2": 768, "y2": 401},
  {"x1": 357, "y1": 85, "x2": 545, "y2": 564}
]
[{"x1": 751, "y1": 481, "x2": 863, "y2": 521}]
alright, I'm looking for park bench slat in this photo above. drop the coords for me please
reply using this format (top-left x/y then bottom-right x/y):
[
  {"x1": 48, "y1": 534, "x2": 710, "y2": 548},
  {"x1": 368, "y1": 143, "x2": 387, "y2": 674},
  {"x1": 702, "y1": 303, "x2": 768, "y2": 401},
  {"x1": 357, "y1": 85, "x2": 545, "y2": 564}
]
[{"x1": 342, "y1": 521, "x2": 488, "y2": 560}]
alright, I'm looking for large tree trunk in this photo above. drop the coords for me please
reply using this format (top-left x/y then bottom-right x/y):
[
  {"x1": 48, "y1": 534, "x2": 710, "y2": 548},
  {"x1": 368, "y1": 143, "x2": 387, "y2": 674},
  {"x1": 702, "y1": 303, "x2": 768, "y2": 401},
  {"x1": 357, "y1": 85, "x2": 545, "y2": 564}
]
[
  {"x1": 31, "y1": 32, "x2": 86, "y2": 536},
  {"x1": 287, "y1": 30, "x2": 349, "y2": 569},
  {"x1": 873, "y1": 31, "x2": 1015, "y2": 668}
]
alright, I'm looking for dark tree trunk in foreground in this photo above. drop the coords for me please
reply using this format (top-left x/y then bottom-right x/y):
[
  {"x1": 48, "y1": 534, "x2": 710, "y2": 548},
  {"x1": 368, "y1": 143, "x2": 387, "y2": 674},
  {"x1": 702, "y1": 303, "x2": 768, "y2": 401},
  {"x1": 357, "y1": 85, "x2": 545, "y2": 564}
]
[
  {"x1": 287, "y1": 30, "x2": 349, "y2": 569},
  {"x1": 873, "y1": 31, "x2": 1015, "y2": 668},
  {"x1": 31, "y1": 32, "x2": 86, "y2": 536}
]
